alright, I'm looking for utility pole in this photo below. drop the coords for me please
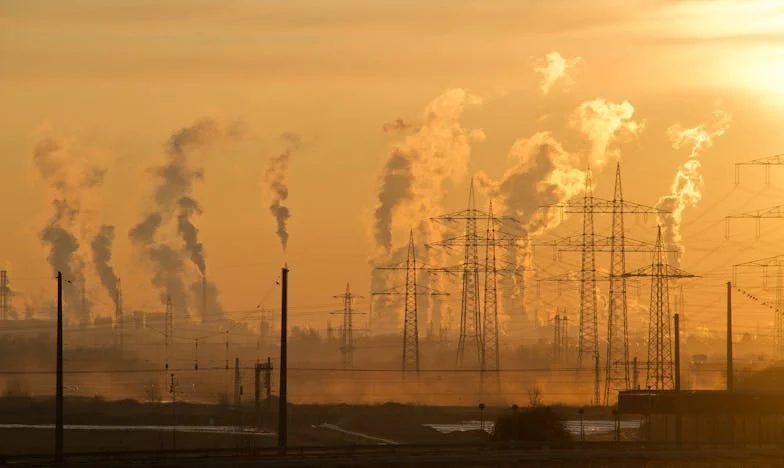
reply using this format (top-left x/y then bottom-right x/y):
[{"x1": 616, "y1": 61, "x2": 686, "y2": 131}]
[
  {"x1": 164, "y1": 296, "x2": 173, "y2": 370},
  {"x1": 55, "y1": 271, "x2": 64, "y2": 464},
  {"x1": 169, "y1": 373, "x2": 178, "y2": 449},
  {"x1": 234, "y1": 357, "x2": 241, "y2": 407},
  {"x1": 0, "y1": 270, "x2": 9, "y2": 321},
  {"x1": 278, "y1": 265, "x2": 288, "y2": 455},
  {"x1": 674, "y1": 313, "x2": 681, "y2": 391},
  {"x1": 727, "y1": 281, "x2": 733, "y2": 392}
]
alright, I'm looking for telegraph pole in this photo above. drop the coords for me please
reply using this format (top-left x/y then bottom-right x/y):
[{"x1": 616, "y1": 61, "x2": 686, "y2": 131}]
[
  {"x1": 727, "y1": 281, "x2": 733, "y2": 392},
  {"x1": 278, "y1": 266, "x2": 289, "y2": 454},
  {"x1": 56, "y1": 271, "x2": 64, "y2": 463}
]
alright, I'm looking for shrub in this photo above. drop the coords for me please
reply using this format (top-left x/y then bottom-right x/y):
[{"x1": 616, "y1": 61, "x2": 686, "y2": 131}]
[{"x1": 490, "y1": 406, "x2": 572, "y2": 443}]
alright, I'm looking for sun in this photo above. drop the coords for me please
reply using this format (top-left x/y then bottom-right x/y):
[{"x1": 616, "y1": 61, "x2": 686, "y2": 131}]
[{"x1": 734, "y1": 46, "x2": 784, "y2": 102}]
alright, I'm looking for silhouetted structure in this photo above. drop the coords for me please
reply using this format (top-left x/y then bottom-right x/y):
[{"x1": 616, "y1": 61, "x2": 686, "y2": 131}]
[{"x1": 624, "y1": 226, "x2": 696, "y2": 390}]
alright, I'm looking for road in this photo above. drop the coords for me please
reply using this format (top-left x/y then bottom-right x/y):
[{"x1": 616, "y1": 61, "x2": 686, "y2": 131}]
[{"x1": 8, "y1": 445, "x2": 784, "y2": 467}]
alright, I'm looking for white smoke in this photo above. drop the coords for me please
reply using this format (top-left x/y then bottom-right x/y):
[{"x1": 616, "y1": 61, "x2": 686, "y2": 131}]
[
  {"x1": 569, "y1": 99, "x2": 644, "y2": 169},
  {"x1": 533, "y1": 52, "x2": 582, "y2": 95},
  {"x1": 656, "y1": 107, "x2": 732, "y2": 266},
  {"x1": 371, "y1": 88, "x2": 485, "y2": 333}
]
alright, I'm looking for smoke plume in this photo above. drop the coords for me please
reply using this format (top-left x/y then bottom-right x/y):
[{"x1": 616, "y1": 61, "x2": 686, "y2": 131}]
[
  {"x1": 371, "y1": 89, "x2": 484, "y2": 333},
  {"x1": 533, "y1": 52, "x2": 581, "y2": 95},
  {"x1": 373, "y1": 88, "x2": 485, "y2": 254},
  {"x1": 264, "y1": 132, "x2": 301, "y2": 252},
  {"x1": 34, "y1": 137, "x2": 105, "y2": 325},
  {"x1": 656, "y1": 107, "x2": 731, "y2": 266},
  {"x1": 569, "y1": 99, "x2": 644, "y2": 169},
  {"x1": 129, "y1": 118, "x2": 242, "y2": 315},
  {"x1": 478, "y1": 132, "x2": 586, "y2": 335},
  {"x1": 90, "y1": 224, "x2": 119, "y2": 308},
  {"x1": 177, "y1": 196, "x2": 205, "y2": 274}
]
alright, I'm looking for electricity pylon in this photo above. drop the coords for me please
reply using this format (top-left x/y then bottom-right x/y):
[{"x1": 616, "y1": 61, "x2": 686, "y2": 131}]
[
  {"x1": 733, "y1": 254, "x2": 784, "y2": 358},
  {"x1": 541, "y1": 163, "x2": 668, "y2": 404},
  {"x1": 606, "y1": 162, "x2": 629, "y2": 405},
  {"x1": 430, "y1": 193, "x2": 521, "y2": 369},
  {"x1": 482, "y1": 201, "x2": 500, "y2": 373},
  {"x1": 374, "y1": 231, "x2": 449, "y2": 373},
  {"x1": 332, "y1": 283, "x2": 363, "y2": 369},
  {"x1": 725, "y1": 204, "x2": 784, "y2": 239},
  {"x1": 624, "y1": 226, "x2": 696, "y2": 390},
  {"x1": 430, "y1": 181, "x2": 520, "y2": 368},
  {"x1": 735, "y1": 153, "x2": 784, "y2": 185}
]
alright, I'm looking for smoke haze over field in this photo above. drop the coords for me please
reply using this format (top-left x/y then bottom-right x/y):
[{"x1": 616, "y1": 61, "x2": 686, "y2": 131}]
[{"x1": 1, "y1": 0, "x2": 784, "y2": 408}]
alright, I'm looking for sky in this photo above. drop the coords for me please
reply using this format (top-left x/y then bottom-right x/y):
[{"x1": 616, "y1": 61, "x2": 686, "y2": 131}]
[{"x1": 1, "y1": 0, "x2": 784, "y2": 339}]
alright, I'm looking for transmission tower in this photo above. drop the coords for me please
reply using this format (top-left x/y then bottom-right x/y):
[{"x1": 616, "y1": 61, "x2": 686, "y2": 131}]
[
  {"x1": 605, "y1": 162, "x2": 630, "y2": 405},
  {"x1": 457, "y1": 181, "x2": 481, "y2": 367},
  {"x1": 332, "y1": 283, "x2": 363, "y2": 369},
  {"x1": 482, "y1": 202, "x2": 500, "y2": 373},
  {"x1": 541, "y1": 163, "x2": 668, "y2": 404},
  {"x1": 165, "y1": 296, "x2": 173, "y2": 370},
  {"x1": 403, "y1": 231, "x2": 419, "y2": 372},
  {"x1": 430, "y1": 182, "x2": 521, "y2": 368},
  {"x1": 578, "y1": 170, "x2": 599, "y2": 380},
  {"x1": 733, "y1": 254, "x2": 784, "y2": 358},
  {"x1": 735, "y1": 153, "x2": 784, "y2": 185},
  {"x1": 624, "y1": 226, "x2": 696, "y2": 390},
  {"x1": 374, "y1": 230, "x2": 449, "y2": 372},
  {"x1": 0, "y1": 270, "x2": 9, "y2": 321},
  {"x1": 725, "y1": 204, "x2": 784, "y2": 239}
]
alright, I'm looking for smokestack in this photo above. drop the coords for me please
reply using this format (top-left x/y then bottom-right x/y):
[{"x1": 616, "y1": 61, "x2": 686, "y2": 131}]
[{"x1": 115, "y1": 278, "x2": 124, "y2": 352}]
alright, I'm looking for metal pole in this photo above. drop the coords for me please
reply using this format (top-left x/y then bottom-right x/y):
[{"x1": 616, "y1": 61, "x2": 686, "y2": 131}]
[
  {"x1": 727, "y1": 281, "x2": 734, "y2": 391},
  {"x1": 674, "y1": 313, "x2": 682, "y2": 446},
  {"x1": 55, "y1": 272, "x2": 64, "y2": 463},
  {"x1": 674, "y1": 313, "x2": 681, "y2": 391},
  {"x1": 278, "y1": 266, "x2": 289, "y2": 454}
]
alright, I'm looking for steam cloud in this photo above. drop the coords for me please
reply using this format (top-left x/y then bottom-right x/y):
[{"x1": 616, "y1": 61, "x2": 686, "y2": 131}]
[
  {"x1": 373, "y1": 88, "x2": 485, "y2": 254},
  {"x1": 34, "y1": 137, "x2": 105, "y2": 325},
  {"x1": 264, "y1": 132, "x2": 301, "y2": 252},
  {"x1": 656, "y1": 107, "x2": 732, "y2": 266},
  {"x1": 90, "y1": 224, "x2": 119, "y2": 308},
  {"x1": 533, "y1": 52, "x2": 582, "y2": 95},
  {"x1": 569, "y1": 99, "x2": 644, "y2": 169},
  {"x1": 129, "y1": 118, "x2": 242, "y2": 318},
  {"x1": 371, "y1": 88, "x2": 485, "y2": 334},
  {"x1": 480, "y1": 133, "x2": 586, "y2": 328}
]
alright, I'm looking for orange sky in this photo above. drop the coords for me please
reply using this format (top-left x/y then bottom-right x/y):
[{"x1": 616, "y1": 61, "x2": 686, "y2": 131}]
[{"x1": 1, "y1": 0, "x2": 784, "y2": 339}]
